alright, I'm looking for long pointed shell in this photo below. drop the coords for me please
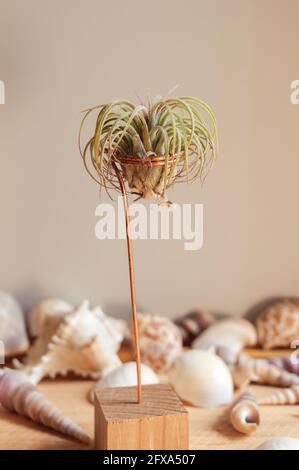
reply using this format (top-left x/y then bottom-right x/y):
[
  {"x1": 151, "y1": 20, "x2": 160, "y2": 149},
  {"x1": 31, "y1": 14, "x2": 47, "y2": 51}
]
[
  {"x1": 0, "y1": 369, "x2": 91, "y2": 444},
  {"x1": 230, "y1": 391, "x2": 260, "y2": 434},
  {"x1": 235, "y1": 352, "x2": 299, "y2": 387},
  {"x1": 258, "y1": 384, "x2": 299, "y2": 405}
]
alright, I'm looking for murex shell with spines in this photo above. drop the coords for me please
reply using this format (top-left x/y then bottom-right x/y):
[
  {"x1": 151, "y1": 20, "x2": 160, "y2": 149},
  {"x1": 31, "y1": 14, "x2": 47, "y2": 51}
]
[{"x1": 13, "y1": 300, "x2": 122, "y2": 384}]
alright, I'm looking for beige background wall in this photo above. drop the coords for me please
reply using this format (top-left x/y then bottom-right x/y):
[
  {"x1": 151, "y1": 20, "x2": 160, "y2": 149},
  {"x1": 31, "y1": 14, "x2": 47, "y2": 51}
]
[{"x1": 0, "y1": 0, "x2": 298, "y2": 319}]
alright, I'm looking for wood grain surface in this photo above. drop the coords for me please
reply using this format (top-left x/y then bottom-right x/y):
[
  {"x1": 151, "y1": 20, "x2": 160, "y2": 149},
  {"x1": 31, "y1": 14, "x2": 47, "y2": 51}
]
[
  {"x1": 0, "y1": 348, "x2": 298, "y2": 450},
  {"x1": 95, "y1": 384, "x2": 188, "y2": 450}
]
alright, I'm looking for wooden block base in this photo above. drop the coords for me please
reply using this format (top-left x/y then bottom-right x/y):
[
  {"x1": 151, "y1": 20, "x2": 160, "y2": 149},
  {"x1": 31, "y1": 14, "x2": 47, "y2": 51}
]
[{"x1": 94, "y1": 384, "x2": 189, "y2": 450}]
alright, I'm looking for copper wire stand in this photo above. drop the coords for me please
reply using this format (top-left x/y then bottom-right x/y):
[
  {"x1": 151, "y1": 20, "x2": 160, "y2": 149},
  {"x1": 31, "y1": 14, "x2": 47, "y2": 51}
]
[{"x1": 112, "y1": 162, "x2": 142, "y2": 403}]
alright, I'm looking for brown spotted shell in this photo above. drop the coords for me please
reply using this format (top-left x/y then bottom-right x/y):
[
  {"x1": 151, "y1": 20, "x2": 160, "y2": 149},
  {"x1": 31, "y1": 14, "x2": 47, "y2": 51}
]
[
  {"x1": 137, "y1": 313, "x2": 182, "y2": 373},
  {"x1": 256, "y1": 299, "x2": 299, "y2": 349}
]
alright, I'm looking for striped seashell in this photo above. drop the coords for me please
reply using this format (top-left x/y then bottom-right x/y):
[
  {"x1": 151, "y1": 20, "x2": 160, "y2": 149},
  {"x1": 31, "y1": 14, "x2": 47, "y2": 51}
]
[
  {"x1": 258, "y1": 384, "x2": 299, "y2": 405},
  {"x1": 0, "y1": 369, "x2": 91, "y2": 444}
]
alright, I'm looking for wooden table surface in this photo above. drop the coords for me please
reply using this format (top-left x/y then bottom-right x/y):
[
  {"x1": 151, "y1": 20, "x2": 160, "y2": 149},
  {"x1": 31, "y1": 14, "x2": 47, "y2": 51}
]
[{"x1": 1, "y1": 349, "x2": 298, "y2": 450}]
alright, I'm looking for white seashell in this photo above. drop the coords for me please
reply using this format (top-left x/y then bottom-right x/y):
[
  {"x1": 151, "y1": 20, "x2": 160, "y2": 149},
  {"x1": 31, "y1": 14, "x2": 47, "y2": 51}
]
[
  {"x1": 28, "y1": 298, "x2": 73, "y2": 337},
  {"x1": 257, "y1": 437, "x2": 299, "y2": 450},
  {"x1": 168, "y1": 350, "x2": 234, "y2": 408},
  {"x1": 136, "y1": 312, "x2": 182, "y2": 373},
  {"x1": 0, "y1": 291, "x2": 29, "y2": 357},
  {"x1": 14, "y1": 300, "x2": 122, "y2": 383},
  {"x1": 192, "y1": 318, "x2": 257, "y2": 364},
  {"x1": 230, "y1": 391, "x2": 260, "y2": 434},
  {"x1": 0, "y1": 369, "x2": 91, "y2": 444},
  {"x1": 88, "y1": 361, "x2": 159, "y2": 403}
]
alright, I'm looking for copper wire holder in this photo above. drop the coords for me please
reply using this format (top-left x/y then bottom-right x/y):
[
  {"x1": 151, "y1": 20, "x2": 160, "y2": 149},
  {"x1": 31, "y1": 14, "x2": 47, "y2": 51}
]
[{"x1": 111, "y1": 154, "x2": 178, "y2": 404}]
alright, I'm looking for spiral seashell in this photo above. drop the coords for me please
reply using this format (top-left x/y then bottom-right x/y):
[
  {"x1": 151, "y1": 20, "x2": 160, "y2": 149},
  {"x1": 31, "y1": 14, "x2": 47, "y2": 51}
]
[
  {"x1": 258, "y1": 384, "x2": 299, "y2": 405},
  {"x1": 268, "y1": 356, "x2": 299, "y2": 375},
  {"x1": 174, "y1": 310, "x2": 215, "y2": 346},
  {"x1": 233, "y1": 352, "x2": 299, "y2": 387},
  {"x1": 230, "y1": 390, "x2": 260, "y2": 434},
  {"x1": 0, "y1": 369, "x2": 91, "y2": 444}
]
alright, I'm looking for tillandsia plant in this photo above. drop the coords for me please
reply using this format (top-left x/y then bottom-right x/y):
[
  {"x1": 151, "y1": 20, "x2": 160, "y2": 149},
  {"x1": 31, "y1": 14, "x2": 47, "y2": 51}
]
[{"x1": 79, "y1": 95, "x2": 218, "y2": 202}]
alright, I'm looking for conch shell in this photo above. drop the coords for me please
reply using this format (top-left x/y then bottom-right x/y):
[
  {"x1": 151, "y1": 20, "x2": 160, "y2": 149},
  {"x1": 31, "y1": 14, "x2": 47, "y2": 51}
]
[
  {"x1": 192, "y1": 318, "x2": 257, "y2": 364},
  {"x1": 268, "y1": 356, "x2": 299, "y2": 375},
  {"x1": 256, "y1": 298, "x2": 299, "y2": 349},
  {"x1": 257, "y1": 437, "x2": 299, "y2": 450},
  {"x1": 88, "y1": 361, "x2": 159, "y2": 403},
  {"x1": 174, "y1": 309, "x2": 215, "y2": 346},
  {"x1": 230, "y1": 390, "x2": 260, "y2": 434},
  {"x1": 258, "y1": 384, "x2": 299, "y2": 405},
  {"x1": 0, "y1": 369, "x2": 91, "y2": 444},
  {"x1": 0, "y1": 291, "x2": 29, "y2": 357},
  {"x1": 232, "y1": 352, "x2": 299, "y2": 388},
  {"x1": 14, "y1": 300, "x2": 122, "y2": 383}
]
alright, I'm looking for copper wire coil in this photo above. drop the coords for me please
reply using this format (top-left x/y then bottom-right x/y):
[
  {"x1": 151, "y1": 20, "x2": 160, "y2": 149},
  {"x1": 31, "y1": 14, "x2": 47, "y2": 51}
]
[{"x1": 112, "y1": 154, "x2": 178, "y2": 168}]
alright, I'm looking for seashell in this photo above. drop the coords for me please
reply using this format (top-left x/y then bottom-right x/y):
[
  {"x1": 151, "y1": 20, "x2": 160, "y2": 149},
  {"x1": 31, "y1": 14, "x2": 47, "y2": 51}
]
[
  {"x1": 28, "y1": 298, "x2": 73, "y2": 337},
  {"x1": 233, "y1": 352, "x2": 299, "y2": 387},
  {"x1": 136, "y1": 313, "x2": 182, "y2": 373},
  {"x1": 258, "y1": 384, "x2": 299, "y2": 405},
  {"x1": 256, "y1": 298, "x2": 299, "y2": 349},
  {"x1": 88, "y1": 361, "x2": 159, "y2": 403},
  {"x1": 168, "y1": 350, "x2": 234, "y2": 408},
  {"x1": 257, "y1": 437, "x2": 299, "y2": 450},
  {"x1": 0, "y1": 290, "x2": 29, "y2": 357},
  {"x1": 230, "y1": 390, "x2": 260, "y2": 434},
  {"x1": 174, "y1": 309, "x2": 215, "y2": 346},
  {"x1": 14, "y1": 300, "x2": 122, "y2": 384},
  {"x1": 268, "y1": 356, "x2": 299, "y2": 375},
  {"x1": 0, "y1": 369, "x2": 91, "y2": 444},
  {"x1": 192, "y1": 318, "x2": 257, "y2": 365}
]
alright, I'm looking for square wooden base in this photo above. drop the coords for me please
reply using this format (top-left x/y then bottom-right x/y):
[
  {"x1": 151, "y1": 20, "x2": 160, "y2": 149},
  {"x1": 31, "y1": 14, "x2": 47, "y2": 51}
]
[{"x1": 94, "y1": 384, "x2": 189, "y2": 450}]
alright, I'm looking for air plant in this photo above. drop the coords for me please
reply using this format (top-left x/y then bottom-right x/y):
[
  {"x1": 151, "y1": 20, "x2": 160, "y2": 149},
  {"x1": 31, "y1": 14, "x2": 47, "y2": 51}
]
[{"x1": 79, "y1": 95, "x2": 218, "y2": 202}]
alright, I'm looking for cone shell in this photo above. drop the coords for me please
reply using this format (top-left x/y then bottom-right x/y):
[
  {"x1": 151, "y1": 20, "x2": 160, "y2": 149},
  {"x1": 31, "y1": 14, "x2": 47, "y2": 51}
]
[
  {"x1": 0, "y1": 369, "x2": 91, "y2": 444},
  {"x1": 256, "y1": 299, "x2": 299, "y2": 349},
  {"x1": 230, "y1": 390, "x2": 260, "y2": 434}
]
